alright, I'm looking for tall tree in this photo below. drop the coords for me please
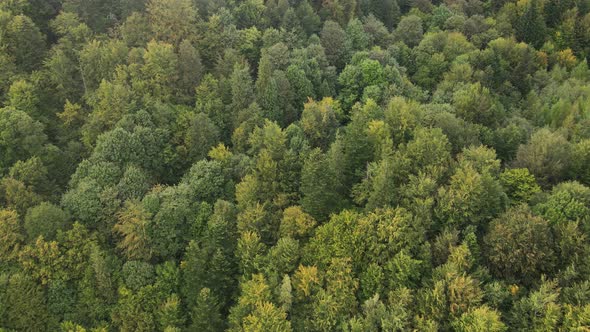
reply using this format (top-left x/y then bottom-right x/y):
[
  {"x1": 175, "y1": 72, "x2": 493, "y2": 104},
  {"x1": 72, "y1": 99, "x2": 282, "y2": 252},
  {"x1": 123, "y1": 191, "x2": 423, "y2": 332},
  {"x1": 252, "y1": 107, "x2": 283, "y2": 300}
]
[
  {"x1": 516, "y1": 0, "x2": 546, "y2": 48},
  {"x1": 146, "y1": 0, "x2": 198, "y2": 47}
]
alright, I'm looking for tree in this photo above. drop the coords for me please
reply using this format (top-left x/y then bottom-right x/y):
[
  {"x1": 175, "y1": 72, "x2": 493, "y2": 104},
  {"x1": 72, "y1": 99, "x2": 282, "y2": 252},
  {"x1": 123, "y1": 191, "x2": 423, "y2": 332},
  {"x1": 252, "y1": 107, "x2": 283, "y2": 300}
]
[
  {"x1": 182, "y1": 200, "x2": 238, "y2": 311},
  {"x1": 0, "y1": 177, "x2": 43, "y2": 217},
  {"x1": 8, "y1": 156, "x2": 50, "y2": 197},
  {"x1": 184, "y1": 112, "x2": 220, "y2": 162},
  {"x1": 178, "y1": 40, "x2": 203, "y2": 100},
  {"x1": 571, "y1": 139, "x2": 590, "y2": 186},
  {"x1": 61, "y1": 0, "x2": 119, "y2": 32},
  {"x1": 5, "y1": 273, "x2": 49, "y2": 331},
  {"x1": 114, "y1": 200, "x2": 153, "y2": 261},
  {"x1": 189, "y1": 288, "x2": 224, "y2": 332},
  {"x1": 309, "y1": 258, "x2": 359, "y2": 331},
  {"x1": 362, "y1": 0, "x2": 401, "y2": 30},
  {"x1": 117, "y1": 165, "x2": 152, "y2": 201},
  {"x1": 300, "y1": 149, "x2": 346, "y2": 221},
  {"x1": 436, "y1": 165, "x2": 504, "y2": 228},
  {"x1": 79, "y1": 39, "x2": 128, "y2": 93},
  {"x1": 514, "y1": 128, "x2": 572, "y2": 186},
  {"x1": 24, "y1": 202, "x2": 68, "y2": 241},
  {"x1": 0, "y1": 209, "x2": 23, "y2": 262},
  {"x1": 146, "y1": 0, "x2": 198, "y2": 47},
  {"x1": 451, "y1": 306, "x2": 507, "y2": 332},
  {"x1": 297, "y1": 1, "x2": 321, "y2": 35},
  {"x1": 2, "y1": 12, "x2": 46, "y2": 72},
  {"x1": 452, "y1": 82, "x2": 504, "y2": 126},
  {"x1": 394, "y1": 15, "x2": 423, "y2": 47},
  {"x1": 346, "y1": 18, "x2": 369, "y2": 53},
  {"x1": 534, "y1": 181, "x2": 590, "y2": 228},
  {"x1": 7, "y1": 79, "x2": 40, "y2": 117},
  {"x1": 83, "y1": 79, "x2": 135, "y2": 147},
  {"x1": 181, "y1": 160, "x2": 233, "y2": 204},
  {"x1": 338, "y1": 59, "x2": 387, "y2": 111},
  {"x1": 0, "y1": 108, "x2": 46, "y2": 173},
  {"x1": 321, "y1": 20, "x2": 349, "y2": 70},
  {"x1": 516, "y1": 0, "x2": 546, "y2": 48},
  {"x1": 230, "y1": 63, "x2": 255, "y2": 129},
  {"x1": 122, "y1": 260, "x2": 155, "y2": 291},
  {"x1": 509, "y1": 279, "x2": 562, "y2": 330},
  {"x1": 140, "y1": 40, "x2": 179, "y2": 101},
  {"x1": 61, "y1": 178, "x2": 120, "y2": 231},
  {"x1": 195, "y1": 74, "x2": 227, "y2": 134},
  {"x1": 499, "y1": 168, "x2": 541, "y2": 203},
  {"x1": 280, "y1": 206, "x2": 316, "y2": 240},
  {"x1": 234, "y1": 0, "x2": 267, "y2": 29},
  {"x1": 228, "y1": 274, "x2": 290, "y2": 331},
  {"x1": 111, "y1": 285, "x2": 160, "y2": 331},
  {"x1": 484, "y1": 205, "x2": 556, "y2": 283},
  {"x1": 300, "y1": 98, "x2": 339, "y2": 150},
  {"x1": 242, "y1": 301, "x2": 292, "y2": 332},
  {"x1": 120, "y1": 12, "x2": 151, "y2": 47}
]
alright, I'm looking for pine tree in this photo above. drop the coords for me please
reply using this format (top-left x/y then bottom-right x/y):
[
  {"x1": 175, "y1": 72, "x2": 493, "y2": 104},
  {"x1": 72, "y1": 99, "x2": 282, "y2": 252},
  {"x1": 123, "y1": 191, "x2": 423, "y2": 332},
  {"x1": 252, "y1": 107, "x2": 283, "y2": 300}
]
[{"x1": 516, "y1": 0, "x2": 547, "y2": 48}]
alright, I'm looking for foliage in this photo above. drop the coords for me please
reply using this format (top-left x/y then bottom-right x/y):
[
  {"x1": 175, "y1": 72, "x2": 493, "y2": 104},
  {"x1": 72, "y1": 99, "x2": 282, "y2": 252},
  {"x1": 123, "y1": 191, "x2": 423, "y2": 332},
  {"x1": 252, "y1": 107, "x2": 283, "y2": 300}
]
[{"x1": 0, "y1": 0, "x2": 589, "y2": 330}]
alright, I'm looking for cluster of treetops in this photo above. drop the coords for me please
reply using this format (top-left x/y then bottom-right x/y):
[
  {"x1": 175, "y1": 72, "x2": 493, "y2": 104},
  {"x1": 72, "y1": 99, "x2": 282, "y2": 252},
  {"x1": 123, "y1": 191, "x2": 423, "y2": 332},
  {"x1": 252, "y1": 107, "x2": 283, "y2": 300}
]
[{"x1": 1, "y1": 0, "x2": 590, "y2": 330}]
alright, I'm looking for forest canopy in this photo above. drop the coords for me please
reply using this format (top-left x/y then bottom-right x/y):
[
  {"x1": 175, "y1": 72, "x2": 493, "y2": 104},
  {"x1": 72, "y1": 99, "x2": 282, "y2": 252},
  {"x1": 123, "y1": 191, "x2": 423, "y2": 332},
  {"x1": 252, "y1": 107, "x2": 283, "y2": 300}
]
[{"x1": 1, "y1": 0, "x2": 590, "y2": 331}]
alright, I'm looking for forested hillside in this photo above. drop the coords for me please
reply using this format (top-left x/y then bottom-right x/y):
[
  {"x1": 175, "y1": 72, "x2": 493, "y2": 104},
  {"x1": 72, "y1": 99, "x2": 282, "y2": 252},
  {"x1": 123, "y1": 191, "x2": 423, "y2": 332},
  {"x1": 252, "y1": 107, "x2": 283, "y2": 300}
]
[{"x1": 1, "y1": 0, "x2": 590, "y2": 330}]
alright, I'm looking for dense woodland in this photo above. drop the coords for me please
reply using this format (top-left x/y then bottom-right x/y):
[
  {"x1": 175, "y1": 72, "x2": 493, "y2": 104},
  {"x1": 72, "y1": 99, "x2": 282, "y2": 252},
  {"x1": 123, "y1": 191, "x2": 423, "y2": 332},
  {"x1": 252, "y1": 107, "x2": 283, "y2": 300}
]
[{"x1": 1, "y1": 0, "x2": 590, "y2": 330}]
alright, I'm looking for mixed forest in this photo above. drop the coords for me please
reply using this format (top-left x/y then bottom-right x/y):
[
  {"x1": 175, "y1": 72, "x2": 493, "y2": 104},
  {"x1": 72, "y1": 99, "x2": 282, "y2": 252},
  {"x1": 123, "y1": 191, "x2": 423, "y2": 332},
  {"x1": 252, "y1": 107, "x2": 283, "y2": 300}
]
[{"x1": 2, "y1": 0, "x2": 590, "y2": 330}]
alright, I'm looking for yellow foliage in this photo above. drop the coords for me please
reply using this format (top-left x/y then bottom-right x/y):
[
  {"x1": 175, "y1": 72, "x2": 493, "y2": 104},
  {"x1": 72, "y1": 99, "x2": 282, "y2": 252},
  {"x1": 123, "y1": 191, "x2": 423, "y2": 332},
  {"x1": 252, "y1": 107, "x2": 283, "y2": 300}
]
[
  {"x1": 293, "y1": 265, "x2": 320, "y2": 298},
  {"x1": 208, "y1": 143, "x2": 232, "y2": 161},
  {"x1": 556, "y1": 48, "x2": 577, "y2": 69}
]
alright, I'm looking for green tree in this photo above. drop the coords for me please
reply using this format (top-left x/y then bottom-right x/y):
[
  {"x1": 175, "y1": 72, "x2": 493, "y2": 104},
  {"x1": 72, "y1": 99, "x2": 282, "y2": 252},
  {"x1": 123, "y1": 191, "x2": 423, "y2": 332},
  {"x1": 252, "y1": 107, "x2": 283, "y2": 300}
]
[
  {"x1": 515, "y1": 0, "x2": 546, "y2": 48},
  {"x1": 514, "y1": 128, "x2": 572, "y2": 186},
  {"x1": 297, "y1": 1, "x2": 321, "y2": 35},
  {"x1": 114, "y1": 200, "x2": 153, "y2": 261},
  {"x1": 24, "y1": 202, "x2": 68, "y2": 241},
  {"x1": 184, "y1": 112, "x2": 220, "y2": 162},
  {"x1": 242, "y1": 301, "x2": 293, "y2": 332},
  {"x1": 346, "y1": 18, "x2": 369, "y2": 53},
  {"x1": 61, "y1": 0, "x2": 119, "y2": 32},
  {"x1": 0, "y1": 209, "x2": 23, "y2": 263},
  {"x1": 534, "y1": 181, "x2": 590, "y2": 229},
  {"x1": 140, "y1": 40, "x2": 179, "y2": 101},
  {"x1": 5, "y1": 273, "x2": 49, "y2": 331},
  {"x1": 2, "y1": 12, "x2": 46, "y2": 72},
  {"x1": 436, "y1": 146, "x2": 506, "y2": 229},
  {"x1": 195, "y1": 74, "x2": 227, "y2": 134},
  {"x1": 452, "y1": 82, "x2": 504, "y2": 126},
  {"x1": 499, "y1": 168, "x2": 541, "y2": 203},
  {"x1": 228, "y1": 274, "x2": 291, "y2": 331},
  {"x1": 300, "y1": 149, "x2": 346, "y2": 221},
  {"x1": 509, "y1": 279, "x2": 562, "y2": 330},
  {"x1": 189, "y1": 288, "x2": 224, "y2": 332},
  {"x1": 570, "y1": 139, "x2": 590, "y2": 186},
  {"x1": 181, "y1": 200, "x2": 238, "y2": 311},
  {"x1": 451, "y1": 306, "x2": 506, "y2": 332},
  {"x1": 234, "y1": 0, "x2": 267, "y2": 29},
  {"x1": 79, "y1": 39, "x2": 128, "y2": 93},
  {"x1": 394, "y1": 15, "x2": 423, "y2": 47},
  {"x1": 280, "y1": 206, "x2": 316, "y2": 240},
  {"x1": 146, "y1": 0, "x2": 198, "y2": 47},
  {"x1": 0, "y1": 108, "x2": 46, "y2": 173},
  {"x1": 230, "y1": 63, "x2": 255, "y2": 129},
  {"x1": 362, "y1": 0, "x2": 401, "y2": 30},
  {"x1": 484, "y1": 205, "x2": 556, "y2": 283},
  {"x1": 83, "y1": 78, "x2": 135, "y2": 147},
  {"x1": 178, "y1": 40, "x2": 203, "y2": 101},
  {"x1": 321, "y1": 20, "x2": 349, "y2": 70},
  {"x1": 300, "y1": 98, "x2": 339, "y2": 150},
  {"x1": 7, "y1": 79, "x2": 40, "y2": 117}
]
